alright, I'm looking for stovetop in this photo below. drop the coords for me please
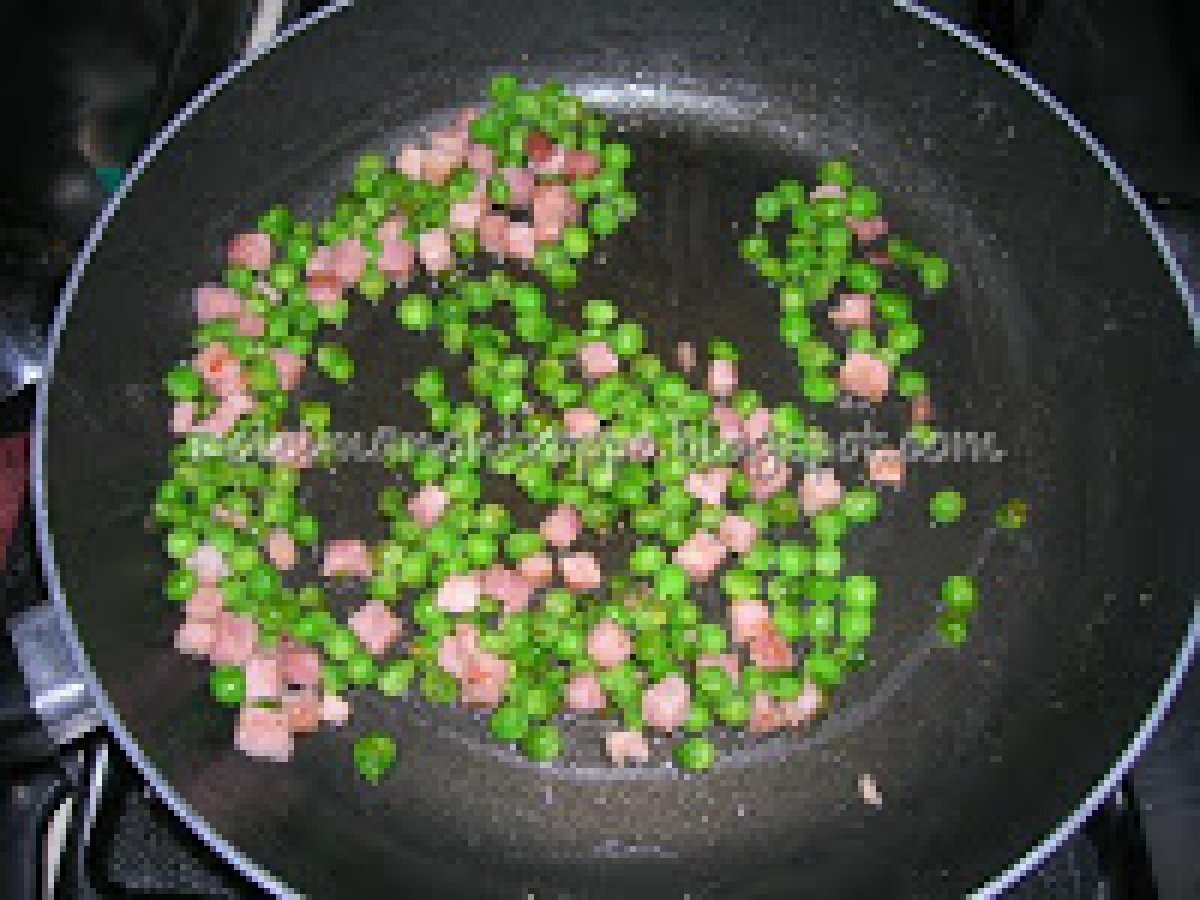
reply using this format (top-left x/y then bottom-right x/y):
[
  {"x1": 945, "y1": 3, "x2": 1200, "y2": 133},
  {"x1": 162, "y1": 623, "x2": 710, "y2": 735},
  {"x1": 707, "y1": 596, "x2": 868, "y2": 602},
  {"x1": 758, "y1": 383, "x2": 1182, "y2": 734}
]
[{"x1": 1, "y1": 1, "x2": 1197, "y2": 897}]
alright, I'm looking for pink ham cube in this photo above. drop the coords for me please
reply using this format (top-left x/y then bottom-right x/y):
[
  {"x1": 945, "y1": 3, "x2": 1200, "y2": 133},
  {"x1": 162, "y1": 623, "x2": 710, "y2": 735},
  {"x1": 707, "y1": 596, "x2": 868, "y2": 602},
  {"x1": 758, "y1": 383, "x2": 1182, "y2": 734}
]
[
  {"x1": 707, "y1": 358, "x2": 737, "y2": 398},
  {"x1": 685, "y1": 467, "x2": 731, "y2": 507},
  {"x1": 606, "y1": 729, "x2": 650, "y2": 766},
  {"x1": 839, "y1": 351, "x2": 891, "y2": 403},
  {"x1": 320, "y1": 539, "x2": 373, "y2": 578},
  {"x1": 800, "y1": 468, "x2": 843, "y2": 515},
  {"x1": 565, "y1": 673, "x2": 607, "y2": 712},
  {"x1": 578, "y1": 341, "x2": 619, "y2": 379},
  {"x1": 408, "y1": 485, "x2": 450, "y2": 527},
  {"x1": 227, "y1": 232, "x2": 272, "y2": 270},
  {"x1": 718, "y1": 514, "x2": 758, "y2": 554},
  {"x1": 348, "y1": 601, "x2": 401, "y2": 656},
  {"x1": 588, "y1": 620, "x2": 632, "y2": 669},
  {"x1": 418, "y1": 228, "x2": 455, "y2": 274},
  {"x1": 436, "y1": 573, "x2": 481, "y2": 614},
  {"x1": 642, "y1": 674, "x2": 691, "y2": 732},
  {"x1": 868, "y1": 446, "x2": 907, "y2": 486},
  {"x1": 235, "y1": 706, "x2": 293, "y2": 762},
  {"x1": 540, "y1": 505, "x2": 581, "y2": 550},
  {"x1": 194, "y1": 284, "x2": 242, "y2": 322},
  {"x1": 673, "y1": 529, "x2": 728, "y2": 582},
  {"x1": 560, "y1": 552, "x2": 601, "y2": 592},
  {"x1": 245, "y1": 654, "x2": 281, "y2": 702},
  {"x1": 730, "y1": 598, "x2": 771, "y2": 646},
  {"x1": 265, "y1": 529, "x2": 297, "y2": 571}
]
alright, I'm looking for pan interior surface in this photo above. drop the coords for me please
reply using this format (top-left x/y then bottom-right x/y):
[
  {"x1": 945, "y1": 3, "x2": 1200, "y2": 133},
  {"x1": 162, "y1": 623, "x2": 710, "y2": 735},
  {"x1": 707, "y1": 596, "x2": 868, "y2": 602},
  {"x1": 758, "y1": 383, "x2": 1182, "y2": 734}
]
[{"x1": 39, "y1": 1, "x2": 1198, "y2": 897}]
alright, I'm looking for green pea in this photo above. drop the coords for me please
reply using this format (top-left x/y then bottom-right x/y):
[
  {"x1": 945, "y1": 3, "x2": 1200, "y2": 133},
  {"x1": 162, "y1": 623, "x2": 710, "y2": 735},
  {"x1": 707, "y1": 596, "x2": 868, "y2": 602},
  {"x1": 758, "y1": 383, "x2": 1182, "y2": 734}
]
[
  {"x1": 354, "y1": 733, "x2": 397, "y2": 782},
  {"x1": 523, "y1": 724, "x2": 563, "y2": 762},
  {"x1": 929, "y1": 489, "x2": 966, "y2": 524},
  {"x1": 942, "y1": 575, "x2": 978, "y2": 613},
  {"x1": 209, "y1": 666, "x2": 245, "y2": 705},
  {"x1": 490, "y1": 704, "x2": 530, "y2": 742}
]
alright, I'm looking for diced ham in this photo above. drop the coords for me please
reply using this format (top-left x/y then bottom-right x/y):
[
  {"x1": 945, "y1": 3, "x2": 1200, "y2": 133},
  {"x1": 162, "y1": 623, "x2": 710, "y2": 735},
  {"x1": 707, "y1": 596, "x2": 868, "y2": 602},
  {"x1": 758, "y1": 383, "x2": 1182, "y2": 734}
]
[
  {"x1": 418, "y1": 228, "x2": 455, "y2": 274},
  {"x1": 839, "y1": 352, "x2": 891, "y2": 403},
  {"x1": 188, "y1": 543, "x2": 229, "y2": 584},
  {"x1": 321, "y1": 539, "x2": 374, "y2": 578},
  {"x1": 423, "y1": 153, "x2": 460, "y2": 187},
  {"x1": 236, "y1": 310, "x2": 265, "y2": 338},
  {"x1": 319, "y1": 692, "x2": 351, "y2": 726},
  {"x1": 540, "y1": 505, "x2": 581, "y2": 550},
  {"x1": 408, "y1": 485, "x2": 450, "y2": 527},
  {"x1": 626, "y1": 434, "x2": 657, "y2": 462},
  {"x1": 266, "y1": 529, "x2": 297, "y2": 571},
  {"x1": 696, "y1": 653, "x2": 740, "y2": 684},
  {"x1": 307, "y1": 280, "x2": 343, "y2": 309},
  {"x1": 800, "y1": 468, "x2": 843, "y2": 515},
  {"x1": 480, "y1": 566, "x2": 533, "y2": 615},
  {"x1": 449, "y1": 197, "x2": 483, "y2": 231},
  {"x1": 348, "y1": 601, "x2": 401, "y2": 656},
  {"x1": 270, "y1": 349, "x2": 305, "y2": 391},
  {"x1": 174, "y1": 620, "x2": 215, "y2": 656},
  {"x1": 194, "y1": 284, "x2": 242, "y2": 322},
  {"x1": 848, "y1": 216, "x2": 889, "y2": 244},
  {"x1": 532, "y1": 182, "x2": 576, "y2": 231},
  {"x1": 781, "y1": 682, "x2": 824, "y2": 728},
  {"x1": 265, "y1": 430, "x2": 316, "y2": 470},
  {"x1": 911, "y1": 394, "x2": 934, "y2": 423},
  {"x1": 685, "y1": 467, "x2": 731, "y2": 507},
  {"x1": 235, "y1": 706, "x2": 293, "y2": 762},
  {"x1": 578, "y1": 341, "x2": 619, "y2": 379},
  {"x1": 564, "y1": 149, "x2": 600, "y2": 179},
  {"x1": 526, "y1": 129, "x2": 554, "y2": 164},
  {"x1": 748, "y1": 691, "x2": 786, "y2": 733},
  {"x1": 212, "y1": 504, "x2": 248, "y2": 529},
  {"x1": 606, "y1": 729, "x2": 650, "y2": 766},
  {"x1": 466, "y1": 142, "x2": 495, "y2": 176},
  {"x1": 748, "y1": 628, "x2": 795, "y2": 670},
  {"x1": 517, "y1": 553, "x2": 554, "y2": 586},
  {"x1": 283, "y1": 689, "x2": 321, "y2": 734},
  {"x1": 673, "y1": 529, "x2": 728, "y2": 582},
  {"x1": 588, "y1": 620, "x2": 632, "y2": 669},
  {"x1": 560, "y1": 552, "x2": 601, "y2": 592},
  {"x1": 478, "y1": 213, "x2": 510, "y2": 257},
  {"x1": 730, "y1": 598, "x2": 772, "y2": 646},
  {"x1": 500, "y1": 166, "x2": 535, "y2": 207},
  {"x1": 185, "y1": 584, "x2": 225, "y2": 621},
  {"x1": 437, "y1": 573, "x2": 481, "y2": 613},
  {"x1": 565, "y1": 672, "x2": 607, "y2": 712},
  {"x1": 676, "y1": 341, "x2": 697, "y2": 372},
  {"x1": 281, "y1": 646, "x2": 322, "y2": 688},
  {"x1": 209, "y1": 612, "x2": 258, "y2": 665},
  {"x1": 712, "y1": 405, "x2": 743, "y2": 443},
  {"x1": 170, "y1": 401, "x2": 196, "y2": 435},
  {"x1": 719, "y1": 514, "x2": 758, "y2": 554},
  {"x1": 227, "y1": 232, "x2": 273, "y2": 270},
  {"x1": 396, "y1": 144, "x2": 424, "y2": 179},
  {"x1": 331, "y1": 237, "x2": 367, "y2": 285},
  {"x1": 461, "y1": 650, "x2": 510, "y2": 707},
  {"x1": 707, "y1": 358, "x2": 737, "y2": 398},
  {"x1": 829, "y1": 292, "x2": 873, "y2": 329},
  {"x1": 377, "y1": 216, "x2": 405, "y2": 242},
  {"x1": 868, "y1": 446, "x2": 906, "y2": 486},
  {"x1": 741, "y1": 408, "x2": 772, "y2": 444},
  {"x1": 196, "y1": 391, "x2": 254, "y2": 437},
  {"x1": 564, "y1": 407, "x2": 601, "y2": 437},
  {"x1": 194, "y1": 343, "x2": 245, "y2": 397},
  {"x1": 810, "y1": 184, "x2": 845, "y2": 200},
  {"x1": 642, "y1": 674, "x2": 691, "y2": 732},
  {"x1": 425, "y1": 130, "x2": 467, "y2": 184},
  {"x1": 744, "y1": 448, "x2": 790, "y2": 500},
  {"x1": 505, "y1": 221, "x2": 536, "y2": 262},
  {"x1": 245, "y1": 654, "x2": 282, "y2": 702},
  {"x1": 437, "y1": 623, "x2": 479, "y2": 679},
  {"x1": 377, "y1": 238, "x2": 416, "y2": 281}
]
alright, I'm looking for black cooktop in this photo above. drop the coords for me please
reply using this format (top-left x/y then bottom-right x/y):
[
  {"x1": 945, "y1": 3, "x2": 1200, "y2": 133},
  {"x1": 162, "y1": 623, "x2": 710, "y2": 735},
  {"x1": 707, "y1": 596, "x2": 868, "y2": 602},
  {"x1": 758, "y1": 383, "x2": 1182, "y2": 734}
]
[{"x1": 1, "y1": 1, "x2": 1197, "y2": 897}]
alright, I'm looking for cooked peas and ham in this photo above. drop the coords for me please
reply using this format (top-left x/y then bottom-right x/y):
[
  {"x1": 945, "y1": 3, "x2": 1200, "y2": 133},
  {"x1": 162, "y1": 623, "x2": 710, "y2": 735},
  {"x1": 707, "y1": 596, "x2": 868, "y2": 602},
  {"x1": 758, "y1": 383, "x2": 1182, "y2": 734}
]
[{"x1": 159, "y1": 77, "x2": 975, "y2": 780}]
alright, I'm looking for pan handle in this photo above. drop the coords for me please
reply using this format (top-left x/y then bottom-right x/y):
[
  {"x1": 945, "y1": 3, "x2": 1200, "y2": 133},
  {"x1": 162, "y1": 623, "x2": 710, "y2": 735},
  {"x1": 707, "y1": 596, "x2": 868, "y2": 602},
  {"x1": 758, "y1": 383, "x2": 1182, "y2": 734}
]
[{"x1": 2, "y1": 604, "x2": 100, "y2": 769}]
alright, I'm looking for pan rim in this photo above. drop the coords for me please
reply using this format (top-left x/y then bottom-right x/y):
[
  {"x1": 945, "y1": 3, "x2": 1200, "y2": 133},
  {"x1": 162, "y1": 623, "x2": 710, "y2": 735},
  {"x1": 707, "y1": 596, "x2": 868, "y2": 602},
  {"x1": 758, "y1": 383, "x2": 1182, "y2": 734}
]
[{"x1": 30, "y1": 0, "x2": 1198, "y2": 897}]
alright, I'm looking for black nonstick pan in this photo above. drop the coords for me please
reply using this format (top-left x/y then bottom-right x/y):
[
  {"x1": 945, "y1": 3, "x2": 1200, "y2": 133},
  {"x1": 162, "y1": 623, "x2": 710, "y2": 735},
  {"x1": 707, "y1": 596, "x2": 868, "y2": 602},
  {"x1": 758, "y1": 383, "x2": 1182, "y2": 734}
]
[{"x1": 33, "y1": 0, "x2": 1199, "y2": 896}]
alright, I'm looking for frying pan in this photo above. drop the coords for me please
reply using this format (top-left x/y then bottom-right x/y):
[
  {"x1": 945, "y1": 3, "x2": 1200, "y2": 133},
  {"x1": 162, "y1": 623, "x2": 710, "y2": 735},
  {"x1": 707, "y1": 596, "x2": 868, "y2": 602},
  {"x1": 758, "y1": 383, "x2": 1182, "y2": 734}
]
[{"x1": 30, "y1": 0, "x2": 1199, "y2": 896}]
